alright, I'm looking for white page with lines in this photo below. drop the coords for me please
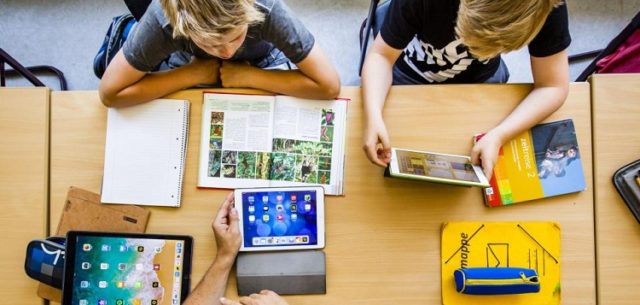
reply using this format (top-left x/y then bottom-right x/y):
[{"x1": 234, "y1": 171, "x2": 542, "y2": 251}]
[{"x1": 101, "y1": 99, "x2": 189, "y2": 207}]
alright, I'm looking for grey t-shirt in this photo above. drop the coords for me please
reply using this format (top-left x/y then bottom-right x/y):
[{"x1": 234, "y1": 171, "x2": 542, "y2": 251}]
[{"x1": 123, "y1": 0, "x2": 315, "y2": 72}]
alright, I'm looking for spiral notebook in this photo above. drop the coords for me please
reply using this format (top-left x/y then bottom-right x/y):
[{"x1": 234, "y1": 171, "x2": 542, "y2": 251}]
[{"x1": 101, "y1": 99, "x2": 190, "y2": 207}]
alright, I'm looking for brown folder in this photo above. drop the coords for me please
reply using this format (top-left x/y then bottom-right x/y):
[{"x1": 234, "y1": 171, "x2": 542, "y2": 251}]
[{"x1": 37, "y1": 186, "x2": 150, "y2": 302}]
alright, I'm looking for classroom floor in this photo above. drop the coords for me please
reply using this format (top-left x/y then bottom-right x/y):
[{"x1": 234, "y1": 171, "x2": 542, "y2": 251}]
[{"x1": 1, "y1": 0, "x2": 639, "y2": 90}]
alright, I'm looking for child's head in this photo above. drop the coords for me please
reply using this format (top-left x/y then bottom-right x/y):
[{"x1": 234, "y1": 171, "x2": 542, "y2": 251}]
[
  {"x1": 160, "y1": 0, "x2": 264, "y2": 59},
  {"x1": 455, "y1": 0, "x2": 563, "y2": 60}
]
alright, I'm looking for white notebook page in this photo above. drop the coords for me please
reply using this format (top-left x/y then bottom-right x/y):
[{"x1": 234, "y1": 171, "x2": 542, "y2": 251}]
[{"x1": 102, "y1": 99, "x2": 189, "y2": 207}]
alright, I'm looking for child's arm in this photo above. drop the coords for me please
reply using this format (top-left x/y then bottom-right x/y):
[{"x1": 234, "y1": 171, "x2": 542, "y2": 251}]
[
  {"x1": 99, "y1": 50, "x2": 220, "y2": 108},
  {"x1": 361, "y1": 36, "x2": 404, "y2": 167},
  {"x1": 471, "y1": 50, "x2": 570, "y2": 179},
  {"x1": 218, "y1": 44, "x2": 340, "y2": 100}
]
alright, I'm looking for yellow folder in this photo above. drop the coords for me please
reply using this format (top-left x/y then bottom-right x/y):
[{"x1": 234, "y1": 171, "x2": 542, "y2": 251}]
[{"x1": 441, "y1": 222, "x2": 561, "y2": 305}]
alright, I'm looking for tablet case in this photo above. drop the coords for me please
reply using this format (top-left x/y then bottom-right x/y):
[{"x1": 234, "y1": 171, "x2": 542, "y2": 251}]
[
  {"x1": 236, "y1": 250, "x2": 326, "y2": 295},
  {"x1": 37, "y1": 186, "x2": 150, "y2": 302},
  {"x1": 613, "y1": 159, "x2": 640, "y2": 223}
]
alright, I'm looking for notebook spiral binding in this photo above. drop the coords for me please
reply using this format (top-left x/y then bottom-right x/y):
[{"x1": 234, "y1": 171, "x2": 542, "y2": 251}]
[{"x1": 175, "y1": 102, "x2": 190, "y2": 206}]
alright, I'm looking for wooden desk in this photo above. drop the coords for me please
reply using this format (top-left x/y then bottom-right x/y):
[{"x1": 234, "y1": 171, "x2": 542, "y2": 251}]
[
  {"x1": 591, "y1": 74, "x2": 640, "y2": 305},
  {"x1": 0, "y1": 88, "x2": 49, "y2": 305},
  {"x1": 51, "y1": 84, "x2": 595, "y2": 304}
]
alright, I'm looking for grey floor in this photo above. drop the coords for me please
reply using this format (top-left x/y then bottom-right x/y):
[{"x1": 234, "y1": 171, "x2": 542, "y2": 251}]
[{"x1": 1, "y1": 0, "x2": 639, "y2": 90}]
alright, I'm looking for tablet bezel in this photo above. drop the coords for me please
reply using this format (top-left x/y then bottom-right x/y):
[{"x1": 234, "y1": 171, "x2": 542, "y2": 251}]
[
  {"x1": 235, "y1": 186, "x2": 325, "y2": 252},
  {"x1": 61, "y1": 231, "x2": 193, "y2": 305},
  {"x1": 389, "y1": 148, "x2": 490, "y2": 187}
]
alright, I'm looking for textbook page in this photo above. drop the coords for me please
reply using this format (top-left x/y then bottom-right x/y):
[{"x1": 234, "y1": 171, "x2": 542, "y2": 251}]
[
  {"x1": 198, "y1": 93, "x2": 347, "y2": 195},
  {"x1": 269, "y1": 96, "x2": 347, "y2": 195},
  {"x1": 198, "y1": 93, "x2": 275, "y2": 189},
  {"x1": 101, "y1": 99, "x2": 189, "y2": 207}
]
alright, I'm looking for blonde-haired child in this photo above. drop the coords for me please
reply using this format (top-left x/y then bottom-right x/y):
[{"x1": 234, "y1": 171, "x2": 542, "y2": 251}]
[
  {"x1": 362, "y1": 0, "x2": 570, "y2": 179},
  {"x1": 99, "y1": 0, "x2": 340, "y2": 107}
]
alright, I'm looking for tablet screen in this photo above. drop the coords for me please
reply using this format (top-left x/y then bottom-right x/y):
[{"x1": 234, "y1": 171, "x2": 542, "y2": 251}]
[
  {"x1": 395, "y1": 149, "x2": 481, "y2": 182},
  {"x1": 240, "y1": 189, "x2": 319, "y2": 249},
  {"x1": 63, "y1": 232, "x2": 192, "y2": 305}
]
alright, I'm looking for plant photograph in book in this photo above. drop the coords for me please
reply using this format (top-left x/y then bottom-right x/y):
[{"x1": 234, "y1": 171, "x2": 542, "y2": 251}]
[
  {"x1": 322, "y1": 108, "x2": 334, "y2": 126},
  {"x1": 237, "y1": 152, "x2": 257, "y2": 179},
  {"x1": 318, "y1": 157, "x2": 331, "y2": 171},
  {"x1": 208, "y1": 150, "x2": 221, "y2": 177},
  {"x1": 295, "y1": 155, "x2": 319, "y2": 183},
  {"x1": 270, "y1": 152, "x2": 296, "y2": 181},
  {"x1": 256, "y1": 152, "x2": 272, "y2": 180},
  {"x1": 209, "y1": 112, "x2": 224, "y2": 150},
  {"x1": 222, "y1": 165, "x2": 236, "y2": 178},
  {"x1": 321, "y1": 126, "x2": 334, "y2": 142},
  {"x1": 211, "y1": 112, "x2": 224, "y2": 124},
  {"x1": 319, "y1": 171, "x2": 330, "y2": 185}
]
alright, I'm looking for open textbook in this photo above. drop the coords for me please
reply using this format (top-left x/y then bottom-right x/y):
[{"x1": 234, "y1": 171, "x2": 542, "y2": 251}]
[{"x1": 198, "y1": 92, "x2": 348, "y2": 195}]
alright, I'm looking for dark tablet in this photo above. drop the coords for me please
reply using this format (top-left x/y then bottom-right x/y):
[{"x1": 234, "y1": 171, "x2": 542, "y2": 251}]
[
  {"x1": 613, "y1": 159, "x2": 640, "y2": 224},
  {"x1": 62, "y1": 231, "x2": 193, "y2": 305}
]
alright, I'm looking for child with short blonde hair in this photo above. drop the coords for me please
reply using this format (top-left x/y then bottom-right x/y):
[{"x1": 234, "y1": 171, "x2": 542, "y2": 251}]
[
  {"x1": 362, "y1": 0, "x2": 571, "y2": 179},
  {"x1": 99, "y1": 0, "x2": 340, "y2": 108}
]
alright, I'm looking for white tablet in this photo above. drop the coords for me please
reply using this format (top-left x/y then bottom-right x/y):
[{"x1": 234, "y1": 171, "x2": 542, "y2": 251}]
[
  {"x1": 235, "y1": 186, "x2": 325, "y2": 251},
  {"x1": 388, "y1": 148, "x2": 490, "y2": 187}
]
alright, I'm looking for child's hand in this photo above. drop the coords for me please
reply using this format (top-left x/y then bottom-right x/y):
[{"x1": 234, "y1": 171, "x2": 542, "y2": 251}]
[
  {"x1": 212, "y1": 192, "x2": 241, "y2": 264},
  {"x1": 220, "y1": 290, "x2": 290, "y2": 305},
  {"x1": 220, "y1": 61, "x2": 257, "y2": 88},
  {"x1": 363, "y1": 118, "x2": 391, "y2": 167},
  {"x1": 187, "y1": 57, "x2": 220, "y2": 85},
  {"x1": 471, "y1": 131, "x2": 504, "y2": 180}
]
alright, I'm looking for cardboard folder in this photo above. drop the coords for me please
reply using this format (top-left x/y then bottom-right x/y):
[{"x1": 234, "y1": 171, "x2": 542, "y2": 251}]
[{"x1": 37, "y1": 186, "x2": 150, "y2": 302}]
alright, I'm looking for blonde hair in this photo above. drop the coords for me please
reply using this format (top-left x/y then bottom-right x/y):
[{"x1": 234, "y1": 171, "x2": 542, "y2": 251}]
[
  {"x1": 455, "y1": 0, "x2": 563, "y2": 60},
  {"x1": 160, "y1": 0, "x2": 264, "y2": 42}
]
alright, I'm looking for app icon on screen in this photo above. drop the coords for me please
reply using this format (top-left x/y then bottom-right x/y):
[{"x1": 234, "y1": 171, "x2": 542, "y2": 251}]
[
  {"x1": 154, "y1": 247, "x2": 162, "y2": 253},
  {"x1": 276, "y1": 214, "x2": 284, "y2": 221},
  {"x1": 118, "y1": 263, "x2": 127, "y2": 270},
  {"x1": 116, "y1": 299, "x2": 124, "y2": 305},
  {"x1": 98, "y1": 281, "x2": 107, "y2": 288},
  {"x1": 134, "y1": 282, "x2": 142, "y2": 289},
  {"x1": 151, "y1": 300, "x2": 158, "y2": 305},
  {"x1": 153, "y1": 264, "x2": 161, "y2": 271},
  {"x1": 262, "y1": 195, "x2": 269, "y2": 203},
  {"x1": 276, "y1": 195, "x2": 283, "y2": 202},
  {"x1": 80, "y1": 280, "x2": 89, "y2": 288},
  {"x1": 119, "y1": 245, "x2": 127, "y2": 252},
  {"x1": 248, "y1": 196, "x2": 255, "y2": 203},
  {"x1": 262, "y1": 214, "x2": 270, "y2": 222},
  {"x1": 100, "y1": 263, "x2": 109, "y2": 270},
  {"x1": 137, "y1": 246, "x2": 144, "y2": 252},
  {"x1": 248, "y1": 215, "x2": 256, "y2": 223},
  {"x1": 101, "y1": 244, "x2": 111, "y2": 252},
  {"x1": 79, "y1": 300, "x2": 88, "y2": 305},
  {"x1": 276, "y1": 204, "x2": 284, "y2": 211},
  {"x1": 116, "y1": 281, "x2": 125, "y2": 288},
  {"x1": 291, "y1": 194, "x2": 297, "y2": 202},
  {"x1": 291, "y1": 213, "x2": 297, "y2": 221},
  {"x1": 98, "y1": 299, "x2": 106, "y2": 305},
  {"x1": 82, "y1": 244, "x2": 92, "y2": 251},
  {"x1": 81, "y1": 262, "x2": 91, "y2": 270},
  {"x1": 263, "y1": 204, "x2": 269, "y2": 211},
  {"x1": 305, "y1": 203, "x2": 311, "y2": 211},
  {"x1": 291, "y1": 204, "x2": 297, "y2": 212},
  {"x1": 152, "y1": 282, "x2": 159, "y2": 288},
  {"x1": 248, "y1": 205, "x2": 255, "y2": 213},
  {"x1": 304, "y1": 194, "x2": 311, "y2": 201}
]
